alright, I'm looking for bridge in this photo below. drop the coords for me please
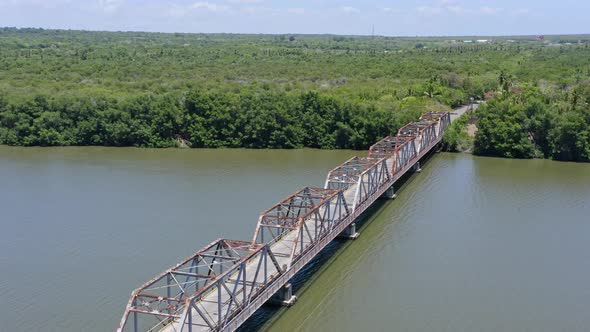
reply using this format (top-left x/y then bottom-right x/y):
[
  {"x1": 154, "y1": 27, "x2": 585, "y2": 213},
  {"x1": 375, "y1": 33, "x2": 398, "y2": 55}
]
[{"x1": 117, "y1": 110, "x2": 454, "y2": 332}]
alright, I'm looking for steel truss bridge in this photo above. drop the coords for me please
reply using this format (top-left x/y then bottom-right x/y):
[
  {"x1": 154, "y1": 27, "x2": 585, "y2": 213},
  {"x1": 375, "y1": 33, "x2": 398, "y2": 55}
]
[{"x1": 118, "y1": 111, "x2": 452, "y2": 332}]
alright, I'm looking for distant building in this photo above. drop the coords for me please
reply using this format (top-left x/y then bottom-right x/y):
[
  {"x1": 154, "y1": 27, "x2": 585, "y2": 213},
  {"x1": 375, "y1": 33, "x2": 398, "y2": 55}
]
[
  {"x1": 476, "y1": 39, "x2": 489, "y2": 43},
  {"x1": 463, "y1": 40, "x2": 473, "y2": 43}
]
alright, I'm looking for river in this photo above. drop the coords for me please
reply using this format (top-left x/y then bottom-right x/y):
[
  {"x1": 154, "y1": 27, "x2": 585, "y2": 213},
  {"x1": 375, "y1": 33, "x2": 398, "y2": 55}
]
[{"x1": 1, "y1": 147, "x2": 589, "y2": 332}]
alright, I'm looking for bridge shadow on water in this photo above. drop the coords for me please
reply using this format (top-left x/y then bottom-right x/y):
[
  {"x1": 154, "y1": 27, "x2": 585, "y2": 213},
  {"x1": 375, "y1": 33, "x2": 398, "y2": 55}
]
[{"x1": 238, "y1": 149, "x2": 439, "y2": 331}]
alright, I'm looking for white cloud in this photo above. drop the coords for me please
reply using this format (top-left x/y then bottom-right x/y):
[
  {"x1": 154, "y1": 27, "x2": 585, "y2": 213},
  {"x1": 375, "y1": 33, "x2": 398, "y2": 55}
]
[
  {"x1": 0, "y1": 0, "x2": 580, "y2": 36},
  {"x1": 227, "y1": 0, "x2": 264, "y2": 3},
  {"x1": 416, "y1": 1, "x2": 465, "y2": 16},
  {"x1": 238, "y1": 6, "x2": 307, "y2": 16},
  {"x1": 0, "y1": 0, "x2": 125, "y2": 16},
  {"x1": 164, "y1": 2, "x2": 231, "y2": 18},
  {"x1": 446, "y1": 5, "x2": 466, "y2": 14},
  {"x1": 340, "y1": 6, "x2": 360, "y2": 14},
  {"x1": 192, "y1": 2, "x2": 230, "y2": 12},
  {"x1": 381, "y1": 7, "x2": 399, "y2": 13},
  {"x1": 241, "y1": 6, "x2": 275, "y2": 15},
  {"x1": 0, "y1": 0, "x2": 73, "y2": 9},
  {"x1": 286, "y1": 8, "x2": 306, "y2": 15},
  {"x1": 416, "y1": 5, "x2": 442, "y2": 15},
  {"x1": 416, "y1": 2, "x2": 504, "y2": 17},
  {"x1": 511, "y1": 8, "x2": 530, "y2": 16},
  {"x1": 97, "y1": 0, "x2": 123, "y2": 13},
  {"x1": 165, "y1": 4, "x2": 188, "y2": 18},
  {"x1": 479, "y1": 6, "x2": 502, "y2": 15}
]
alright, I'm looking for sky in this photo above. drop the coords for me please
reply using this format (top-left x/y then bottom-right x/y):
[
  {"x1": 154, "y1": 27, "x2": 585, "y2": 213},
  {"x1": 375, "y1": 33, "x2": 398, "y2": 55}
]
[{"x1": 0, "y1": 0, "x2": 588, "y2": 36}]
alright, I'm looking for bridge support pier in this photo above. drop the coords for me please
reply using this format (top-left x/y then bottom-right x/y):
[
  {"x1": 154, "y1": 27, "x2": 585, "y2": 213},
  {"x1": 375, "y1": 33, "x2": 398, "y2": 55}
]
[
  {"x1": 270, "y1": 283, "x2": 297, "y2": 307},
  {"x1": 338, "y1": 222, "x2": 360, "y2": 240},
  {"x1": 382, "y1": 185, "x2": 397, "y2": 199},
  {"x1": 412, "y1": 162, "x2": 422, "y2": 173}
]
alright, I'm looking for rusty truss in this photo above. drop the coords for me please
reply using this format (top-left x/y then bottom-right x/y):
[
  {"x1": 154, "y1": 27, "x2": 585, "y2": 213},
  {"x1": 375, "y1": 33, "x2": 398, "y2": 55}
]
[
  {"x1": 118, "y1": 111, "x2": 451, "y2": 332},
  {"x1": 369, "y1": 112, "x2": 451, "y2": 177},
  {"x1": 252, "y1": 187, "x2": 350, "y2": 267},
  {"x1": 118, "y1": 239, "x2": 285, "y2": 332}
]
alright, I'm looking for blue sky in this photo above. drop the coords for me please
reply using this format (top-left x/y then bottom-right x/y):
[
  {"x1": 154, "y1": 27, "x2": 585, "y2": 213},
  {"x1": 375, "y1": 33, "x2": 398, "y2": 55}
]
[{"x1": 0, "y1": 0, "x2": 588, "y2": 36}]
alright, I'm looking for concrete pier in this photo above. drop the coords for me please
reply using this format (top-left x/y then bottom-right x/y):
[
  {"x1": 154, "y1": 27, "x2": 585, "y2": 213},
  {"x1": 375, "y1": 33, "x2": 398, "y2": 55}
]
[
  {"x1": 412, "y1": 162, "x2": 422, "y2": 173},
  {"x1": 338, "y1": 222, "x2": 360, "y2": 240},
  {"x1": 270, "y1": 283, "x2": 297, "y2": 307},
  {"x1": 382, "y1": 185, "x2": 397, "y2": 199}
]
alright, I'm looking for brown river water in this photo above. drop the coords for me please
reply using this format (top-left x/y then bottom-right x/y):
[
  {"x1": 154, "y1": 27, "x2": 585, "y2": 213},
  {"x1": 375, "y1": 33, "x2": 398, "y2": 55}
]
[{"x1": 0, "y1": 147, "x2": 589, "y2": 332}]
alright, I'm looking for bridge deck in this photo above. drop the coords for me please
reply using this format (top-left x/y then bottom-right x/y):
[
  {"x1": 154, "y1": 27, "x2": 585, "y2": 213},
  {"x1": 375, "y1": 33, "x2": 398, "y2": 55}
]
[
  {"x1": 161, "y1": 185, "x2": 359, "y2": 332},
  {"x1": 119, "y1": 110, "x2": 456, "y2": 332}
]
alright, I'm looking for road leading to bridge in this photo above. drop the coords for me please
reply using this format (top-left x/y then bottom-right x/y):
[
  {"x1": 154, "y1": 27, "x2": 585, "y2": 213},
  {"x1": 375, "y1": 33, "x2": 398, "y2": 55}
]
[
  {"x1": 117, "y1": 110, "x2": 454, "y2": 332},
  {"x1": 451, "y1": 102, "x2": 479, "y2": 122}
]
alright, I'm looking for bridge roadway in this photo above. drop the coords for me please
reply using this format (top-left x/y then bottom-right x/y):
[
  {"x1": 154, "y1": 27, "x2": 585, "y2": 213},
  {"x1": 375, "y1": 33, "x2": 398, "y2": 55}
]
[
  {"x1": 118, "y1": 109, "x2": 459, "y2": 332},
  {"x1": 165, "y1": 184, "x2": 362, "y2": 332}
]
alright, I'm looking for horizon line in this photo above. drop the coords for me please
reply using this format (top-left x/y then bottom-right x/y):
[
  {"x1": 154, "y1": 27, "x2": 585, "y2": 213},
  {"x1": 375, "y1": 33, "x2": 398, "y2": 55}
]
[{"x1": 2, "y1": 26, "x2": 589, "y2": 39}]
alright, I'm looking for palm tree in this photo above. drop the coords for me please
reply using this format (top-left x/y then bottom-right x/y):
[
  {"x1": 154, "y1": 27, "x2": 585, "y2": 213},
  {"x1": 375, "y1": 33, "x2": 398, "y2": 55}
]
[
  {"x1": 498, "y1": 70, "x2": 512, "y2": 93},
  {"x1": 423, "y1": 81, "x2": 441, "y2": 98}
]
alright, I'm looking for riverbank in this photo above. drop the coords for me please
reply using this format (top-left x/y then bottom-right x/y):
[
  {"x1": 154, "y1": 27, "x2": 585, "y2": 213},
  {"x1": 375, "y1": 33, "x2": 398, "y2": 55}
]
[
  {"x1": 441, "y1": 104, "x2": 479, "y2": 153},
  {"x1": 445, "y1": 91, "x2": 590, "y2": 163},
  {"x1": 0, "y1": 91, "x2": 449, "y2": 150}
]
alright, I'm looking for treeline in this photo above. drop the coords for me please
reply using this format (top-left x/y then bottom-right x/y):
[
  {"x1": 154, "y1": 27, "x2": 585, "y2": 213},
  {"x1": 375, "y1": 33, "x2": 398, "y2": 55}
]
[
  {"x1": 2, "y1": 29, "x2": 590, "y2": 161},
  {"x1": 0, "y1": 91, "x2": 433, "y2": 149},
  {"x1": 473, "y1": 84, "x2": 590, "y2": 162}
]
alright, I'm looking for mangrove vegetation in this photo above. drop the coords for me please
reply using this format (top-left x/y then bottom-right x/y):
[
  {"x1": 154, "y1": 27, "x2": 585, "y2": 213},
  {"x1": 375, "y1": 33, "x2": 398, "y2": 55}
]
[{"x1": 0, "y1": 28, "x2": 589, "y2": 161}]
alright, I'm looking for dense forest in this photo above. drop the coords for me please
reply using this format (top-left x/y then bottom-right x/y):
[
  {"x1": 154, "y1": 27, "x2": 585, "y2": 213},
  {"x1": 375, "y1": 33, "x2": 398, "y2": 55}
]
[
  {"x1": 0, "y1": 28, "x2": 589, "y2": 160},
  {"x1": 444, "y1": 83, "x2": 590, "y2": 162},
  {"x1": 474, "y1": 86, "x2": 590, "y2": 162}
]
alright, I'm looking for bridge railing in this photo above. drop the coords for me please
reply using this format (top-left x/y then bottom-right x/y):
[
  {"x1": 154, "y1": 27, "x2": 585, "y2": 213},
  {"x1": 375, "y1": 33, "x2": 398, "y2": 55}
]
[
  {"x1": 178, "y1": 244, "x2": 284, "y2": 332},
  {"x1": 117, "y1": 239, "x2": 284, "y2": 332},
  {"x1": 324, "y1": 156, "x2": 391, "y2": 210},
  {"x1": 369, "y1": 112, "x2": 451, "y2": 176},
  {"x1": 324, "y1": 156, "x2": 375, "y2": 191},
  {"x1": 118, "y1": 111, "x2": 452, "y2": 332},
  {"x1": 350, "y1": 157, "x2": 391, "y2": 210},
  {"x1": 251, "y1": 187, "x2": 350, "y2": 268}
]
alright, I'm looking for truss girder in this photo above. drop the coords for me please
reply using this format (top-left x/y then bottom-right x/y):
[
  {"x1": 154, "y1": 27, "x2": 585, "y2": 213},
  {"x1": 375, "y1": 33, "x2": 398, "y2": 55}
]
[
  {"x1": 117, "y1": 240, "x2": 283, "y2": 332},
  {"x1": 351, "y1": 157, "x2": 391, "y2": 210},
  {"x1": 119, "y1": 111, "x2": 453, "y2": 332},
  {"x1": 368, "y1": 112, "x2": 451, "y2": 174},
  {"x1": 251, "y1": 187, "x2": 350, "y2": 265},
  {"x1": 251, "y1": 187, "x2": 347, "y2": 245},
  {"x1": 324, "y1": 156, "x2": 380, "y2": 191}
]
